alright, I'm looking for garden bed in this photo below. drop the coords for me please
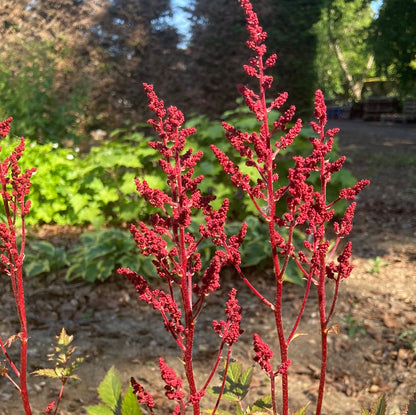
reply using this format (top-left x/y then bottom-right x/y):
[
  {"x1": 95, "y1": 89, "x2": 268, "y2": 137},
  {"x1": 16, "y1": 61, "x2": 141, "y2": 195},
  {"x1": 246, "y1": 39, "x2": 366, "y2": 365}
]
[{"x1": 0, "y1": 119, "x2": 415, "y2": 414}]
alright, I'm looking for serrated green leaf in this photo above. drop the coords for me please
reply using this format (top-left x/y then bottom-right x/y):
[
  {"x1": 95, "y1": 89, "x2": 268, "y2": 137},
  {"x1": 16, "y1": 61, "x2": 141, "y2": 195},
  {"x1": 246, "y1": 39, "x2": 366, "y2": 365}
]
[
  {"x1": 98, "y1": 188, "x2": 119, "y2": 204},
  {"x1": 208, "y1": 387, "x2": 240, "y2": 402},
  {"x1": 361, "y1": 409, "x2": 371, "y2": 415},
  {"x1": 252, "y1": 395, "x2": 273, "y2": 410},
  {"x1": 221, "y1": 391, "x2": 241, "y2": 402},
  {"x1": 121, "y1": 385, "x2": 142, "y2": 415},
  {"x1": 370, "y1": 394, "x2": 387, "y2": 415},
  {"x1": 120, "y1": 172, "x2": 137, "y2": 194},
  {"x1": 97, "y1": 366, "x2": 122, "y2": 411},
  {"x1": 292, "y1": 402, "x2": 309, "y2": 415},
  {"x1": 32, "y1": 368, "x2": 59, "y2": 378},
  {"x1": 227, "y1": 361, "x2": 242, "y2": 384},
  {"x1": 70, "y1": 193, "x2": 90, "y2": 214},
  {"x1": 239, "y1": 366, "x2": 253, "y2": 400},
  {"x1": 77, "y1": 202, "x2": 102, "y2": 225},
  {"x1": 84, "y1": 404, "x2": 114, "y2": 415}
]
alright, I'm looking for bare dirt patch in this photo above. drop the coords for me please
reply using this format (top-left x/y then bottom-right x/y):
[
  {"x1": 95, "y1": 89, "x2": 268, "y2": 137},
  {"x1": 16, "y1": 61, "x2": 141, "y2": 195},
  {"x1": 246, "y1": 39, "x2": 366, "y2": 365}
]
[{"x1": 0, "y1": 119, "x2": 415, "y2": 414}]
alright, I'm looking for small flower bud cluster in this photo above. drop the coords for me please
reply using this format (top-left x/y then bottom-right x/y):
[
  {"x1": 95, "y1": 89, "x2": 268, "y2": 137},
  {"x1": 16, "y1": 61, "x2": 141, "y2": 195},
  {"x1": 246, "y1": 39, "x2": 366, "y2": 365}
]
[
  {"x1": 131, "y1": 377, "x2": 155, "y2": 411},
  {"x1": 253, "y1": 333, "x2": 273, "y2": 374},
  {"x1": 213, "y1": 288, "x2": 243, "y2": 345},
  {"x1": 159, "y1": 358, "x2": 184, "y2": 402},
  {"x1": 0, "y1": 117, "x2": 12, "y2": 138}
]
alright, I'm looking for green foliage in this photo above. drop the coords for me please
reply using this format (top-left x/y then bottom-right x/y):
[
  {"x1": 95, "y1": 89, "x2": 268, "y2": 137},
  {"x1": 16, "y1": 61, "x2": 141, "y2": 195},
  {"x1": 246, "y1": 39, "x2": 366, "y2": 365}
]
[
  {"x1": 21, "y1": 221, "x2": 303, "y2": 284},
  {"x1": 366, "y1": 256, "x2": 389, "y2": 274},
  {"x1": 65, "y1": 228, "x2": 155, "y2": 282},
  {"x1": 313, "y1": 0, "x2": 375, "y2": 101},
  {"x1": 33, "y1": 328, "x2": 83, "y2": 381},
  {"x1": 293, "y1": 404, "x2": 310, "y2": 415},
  {"x1": 14, "y1": 106, "x2": 354, "y2": 284},
  {"x1": 361, "y1": 394, "x2": 387, "y2": 415},
  {"x1": 399, "y1": 329, "x2": 416, "y2": 357},
  {"x1": 206, "y1": 360, "x2": 272, "y2": 415},
  {"x1": 0, "y1": 132, "x2": 158, "y2": 227},
  {"x1": 84, "y1": 366, "x2": 142, "y2": 415},
  {"x1": 408, "y1": 393, "x2": 416, "y2": 415},
  {"x1": 261, "y1": 0, "x2": 325, "y2": 117},
  {"x1": 24, "y1": 240, "x2": 69, "y2": 278},
  {"x1": 369, "y1": 0, "x2": 416, "y2": 96},
  {"x1": 339, "y1": 313, "x2": 366, "y2": 338},
  {"x1": 225, "y1": 217, "x2": 304, "y2": 285},
  {"x1": 2, "y1": 106, "x2": 354, "y2": 228},
  {"x1": 0, "y1": 40, "x2": 84, "y2": 143}
]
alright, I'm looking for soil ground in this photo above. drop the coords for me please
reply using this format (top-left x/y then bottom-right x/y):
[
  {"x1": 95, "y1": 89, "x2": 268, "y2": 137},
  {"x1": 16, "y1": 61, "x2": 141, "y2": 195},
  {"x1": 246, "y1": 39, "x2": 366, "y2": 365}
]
[{"x1": 0, "y1": 118, "x2": 415, "y2": 414}]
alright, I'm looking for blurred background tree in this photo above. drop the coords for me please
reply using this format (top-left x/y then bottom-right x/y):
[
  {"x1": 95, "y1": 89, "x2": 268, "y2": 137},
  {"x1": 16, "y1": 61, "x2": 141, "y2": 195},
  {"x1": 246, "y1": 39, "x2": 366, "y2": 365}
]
[
  {"x1": 314, "y1": 0, "x2": 375, "y2": 102},
  {"x1": 0, "y1": 0, "x2": 414, "y2": 143},
  {"x1": 260, "y1": 0, "x2": 326, "y2": 117},
  {"x1": 369, "y1": 0, "x2": 416, "y2": 97},
  {"x1": 185, "y1": 0, "x2": 248, "y2": 117}
]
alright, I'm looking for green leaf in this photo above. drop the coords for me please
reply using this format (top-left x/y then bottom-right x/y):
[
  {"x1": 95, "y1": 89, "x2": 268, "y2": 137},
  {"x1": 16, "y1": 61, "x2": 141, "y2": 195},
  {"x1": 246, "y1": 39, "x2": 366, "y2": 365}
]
[
  {"x1": 97, "y1": 366, "x2": 122, "y2": 412},
  {"x1": 32, "y1": 368, "x2": 59, "y2": 379},
  {"x1": 25, "y1": 259, "x2": 50, "y2": 278},
  {"x1": 241, "y1": 239, "x2": 269, "y2": 267},
  {"x1": 121, "y1": 385, "x2": 143, "y2": 415},
  {"x1": 408, "y1": 393, "x2": 416, "y2": 415},
  {"x1": 238, "y1": 366, "x2": 253, "y2": 400},
  {"x1": 227, "y1": 361, "x2": 242, "y2": 384},
  {"x1": 370, "y1": 394, "x2": 387, "y2": 415},
  {"x1": 70, "y1": 193, "x2": 90, "y2": 214},
  {"x1": 252, "y1": 395, "x2": 273, "y2": 411},
  {"x1": 29, "y1": 240, "x2": 56, "y2": 256},
  {"x1": 84, "y1": 404, "x2": 114, "y2": 415},
  {"x1": 292, "y1": 403, "x2": 309, "y2": 415},
  {"x1": 120, "y1": 172, "x2": 137, "y2": 194}
]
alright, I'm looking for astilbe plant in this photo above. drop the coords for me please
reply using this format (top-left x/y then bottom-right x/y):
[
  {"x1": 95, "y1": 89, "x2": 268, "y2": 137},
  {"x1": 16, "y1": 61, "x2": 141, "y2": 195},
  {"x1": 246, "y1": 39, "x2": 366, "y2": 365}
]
[
  {"x1": 210, "y1": 1, "x2": 369, "y2": 414},
  {"x1": 120, "y1": 0, "x2": 369, "y2": 414},
  {"x1": 118, "y1": 84, "x2": 246, "y2": 415},
  {"x1": 0, "y1": 117, "x2": 36, "y2": 414},
  {"x1": 0, "y1": 118, "x2": 82, "y2": 415}
]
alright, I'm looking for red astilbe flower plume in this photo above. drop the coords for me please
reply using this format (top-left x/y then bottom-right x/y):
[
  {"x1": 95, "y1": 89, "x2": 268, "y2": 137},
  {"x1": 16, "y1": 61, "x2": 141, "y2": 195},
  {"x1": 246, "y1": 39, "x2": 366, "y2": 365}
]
[
  {"x1": 253, "y1": 333, "x2": 273, "y2": 374},
  {"x1": 211, "y1": 2, "x2": 370, "y2": 414},
  {"x1": 213, "y1": 288, "x2": 243, "y2": 345},
  {"x1": 131, "y1": 377, "x2": 155, "y2": 411},
  {"x1": 0, "y1": 117, "x2": 12, "y2": 138},
  {"x1": 159, "y1": 358, "x2": 184, "y2": 402},
  {"x1": 119, "y1": 83, "x2": 248, "y2": 413}
]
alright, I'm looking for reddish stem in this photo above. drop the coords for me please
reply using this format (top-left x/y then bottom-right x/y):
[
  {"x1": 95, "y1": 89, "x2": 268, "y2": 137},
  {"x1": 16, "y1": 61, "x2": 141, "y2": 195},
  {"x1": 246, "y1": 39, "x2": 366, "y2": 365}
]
[
  {"x1": 316, "y1": 251, "x2": 328, "y2": 415},
  {"x1": 212, "y1": 347, "x2": 233, "y2": 415},
  {"x1": 53, "y1": 379, "x2": 67, "y2": 415}
]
